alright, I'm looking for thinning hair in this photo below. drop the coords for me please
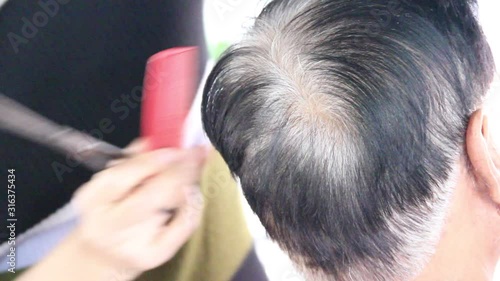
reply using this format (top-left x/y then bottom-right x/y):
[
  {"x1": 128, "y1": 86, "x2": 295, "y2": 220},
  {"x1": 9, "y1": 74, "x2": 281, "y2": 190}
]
[{"x1": 202, "y1": 0, "x2": 495, "y2": 280}]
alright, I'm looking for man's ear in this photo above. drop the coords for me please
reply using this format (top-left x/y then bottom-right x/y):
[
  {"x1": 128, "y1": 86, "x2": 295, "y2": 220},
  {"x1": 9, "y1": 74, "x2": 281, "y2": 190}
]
[{"x1": 466, "y1": 109, "x2": 500, "y2": 205}]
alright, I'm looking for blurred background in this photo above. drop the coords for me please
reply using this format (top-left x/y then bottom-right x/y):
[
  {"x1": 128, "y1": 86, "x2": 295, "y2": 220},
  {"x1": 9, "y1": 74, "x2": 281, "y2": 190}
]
[{"x1": 202, "y1": 0, "x2": 500, "y2": 280}]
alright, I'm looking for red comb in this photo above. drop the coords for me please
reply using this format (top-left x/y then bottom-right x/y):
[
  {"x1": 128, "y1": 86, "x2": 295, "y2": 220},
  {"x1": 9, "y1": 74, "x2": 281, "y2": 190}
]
[{"x1": 141, "y1": 47, "x2": 199, "y2": 150}]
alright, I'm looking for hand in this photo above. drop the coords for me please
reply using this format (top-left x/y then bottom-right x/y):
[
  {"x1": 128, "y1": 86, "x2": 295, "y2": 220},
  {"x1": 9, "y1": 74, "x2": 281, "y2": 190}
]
[{"x1": 70, "y1": 140, "x2": 208, "y2": 276}]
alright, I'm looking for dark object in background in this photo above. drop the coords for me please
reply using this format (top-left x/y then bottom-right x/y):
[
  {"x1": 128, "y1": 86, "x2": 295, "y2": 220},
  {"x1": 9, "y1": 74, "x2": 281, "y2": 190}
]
[
  {"x1": 230, "y1": 246, "x2": 269, "y2": 281},
  {"x1": 0, "y1": 93, "x2": 123, "y2": 172}
]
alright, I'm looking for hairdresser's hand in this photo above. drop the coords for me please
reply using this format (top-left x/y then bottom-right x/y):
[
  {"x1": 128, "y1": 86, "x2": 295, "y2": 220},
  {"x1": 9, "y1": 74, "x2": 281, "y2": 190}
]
[
  {"x1": 73, "y1": 140, "x2": 207, "y2": 270},
  {"x1": 16, "y1": 140, "x2": 207, "y2": 281}
]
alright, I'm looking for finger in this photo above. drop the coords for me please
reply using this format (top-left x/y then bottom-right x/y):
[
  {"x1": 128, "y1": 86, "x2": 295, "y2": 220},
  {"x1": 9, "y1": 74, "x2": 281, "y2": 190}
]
[
  {"x1": 113, "y1": 182, "x2": 195, "y2": 228},
  {"x1": 108, "y1": 151, "x2": 206, "y2": 227},
  {"x1": 105, "y1": 138, "x2": 151, "y2": 168},
  {"x1": 114, "y1": 212, "x2": 170, "y2": 246},
  {"x1": 116, "y1": 212, "x2": 180, "y2": 271},
  {"x1": 147, "y1": 186, "x2": 204, "y2": 262},
  {"x1": 74, "y1": 147, "x2": 205, "y2": 210},
  {"x1": 96, "y1": 212, "x2": 171, "y2": 271},
  {"x1": 105, "y1": 158, "x2": 127, "y2": 169},
  {"x1": 123, "y1": 138, "x2": 150, "y2": 156},
  {"x1": 106, "y1": 141, "x2": 210, "y2": 169}
]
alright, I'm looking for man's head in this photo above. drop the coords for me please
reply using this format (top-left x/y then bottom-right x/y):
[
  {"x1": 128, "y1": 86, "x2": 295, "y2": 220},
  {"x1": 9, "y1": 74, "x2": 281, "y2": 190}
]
[{"x1": 202, "y1": 0, "x2": 498, "y2": 280}]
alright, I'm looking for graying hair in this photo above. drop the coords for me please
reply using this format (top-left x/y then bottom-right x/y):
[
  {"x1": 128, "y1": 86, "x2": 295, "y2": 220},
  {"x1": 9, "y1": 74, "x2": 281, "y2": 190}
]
[{"x1": 202, "y1": 0, "x2": 495, "y2": 280}]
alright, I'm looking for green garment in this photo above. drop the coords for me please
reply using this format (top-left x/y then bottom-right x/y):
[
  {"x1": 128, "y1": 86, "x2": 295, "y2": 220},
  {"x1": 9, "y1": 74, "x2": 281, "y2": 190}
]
[{"x1": 0, "y1": 151, "x2": 252, "y2": 281}]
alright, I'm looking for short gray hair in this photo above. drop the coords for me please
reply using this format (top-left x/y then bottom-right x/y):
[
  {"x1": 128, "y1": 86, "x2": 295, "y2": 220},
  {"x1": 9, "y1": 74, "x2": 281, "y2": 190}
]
[{"x1": 202, "y1": 0, "x2": 495, "y2": 280}]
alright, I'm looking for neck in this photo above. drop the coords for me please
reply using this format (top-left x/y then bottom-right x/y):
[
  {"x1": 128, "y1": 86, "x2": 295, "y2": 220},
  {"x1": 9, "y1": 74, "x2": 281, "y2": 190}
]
[{"x1": 415, "y1": 167, "x2": 499, "y2": 281}]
